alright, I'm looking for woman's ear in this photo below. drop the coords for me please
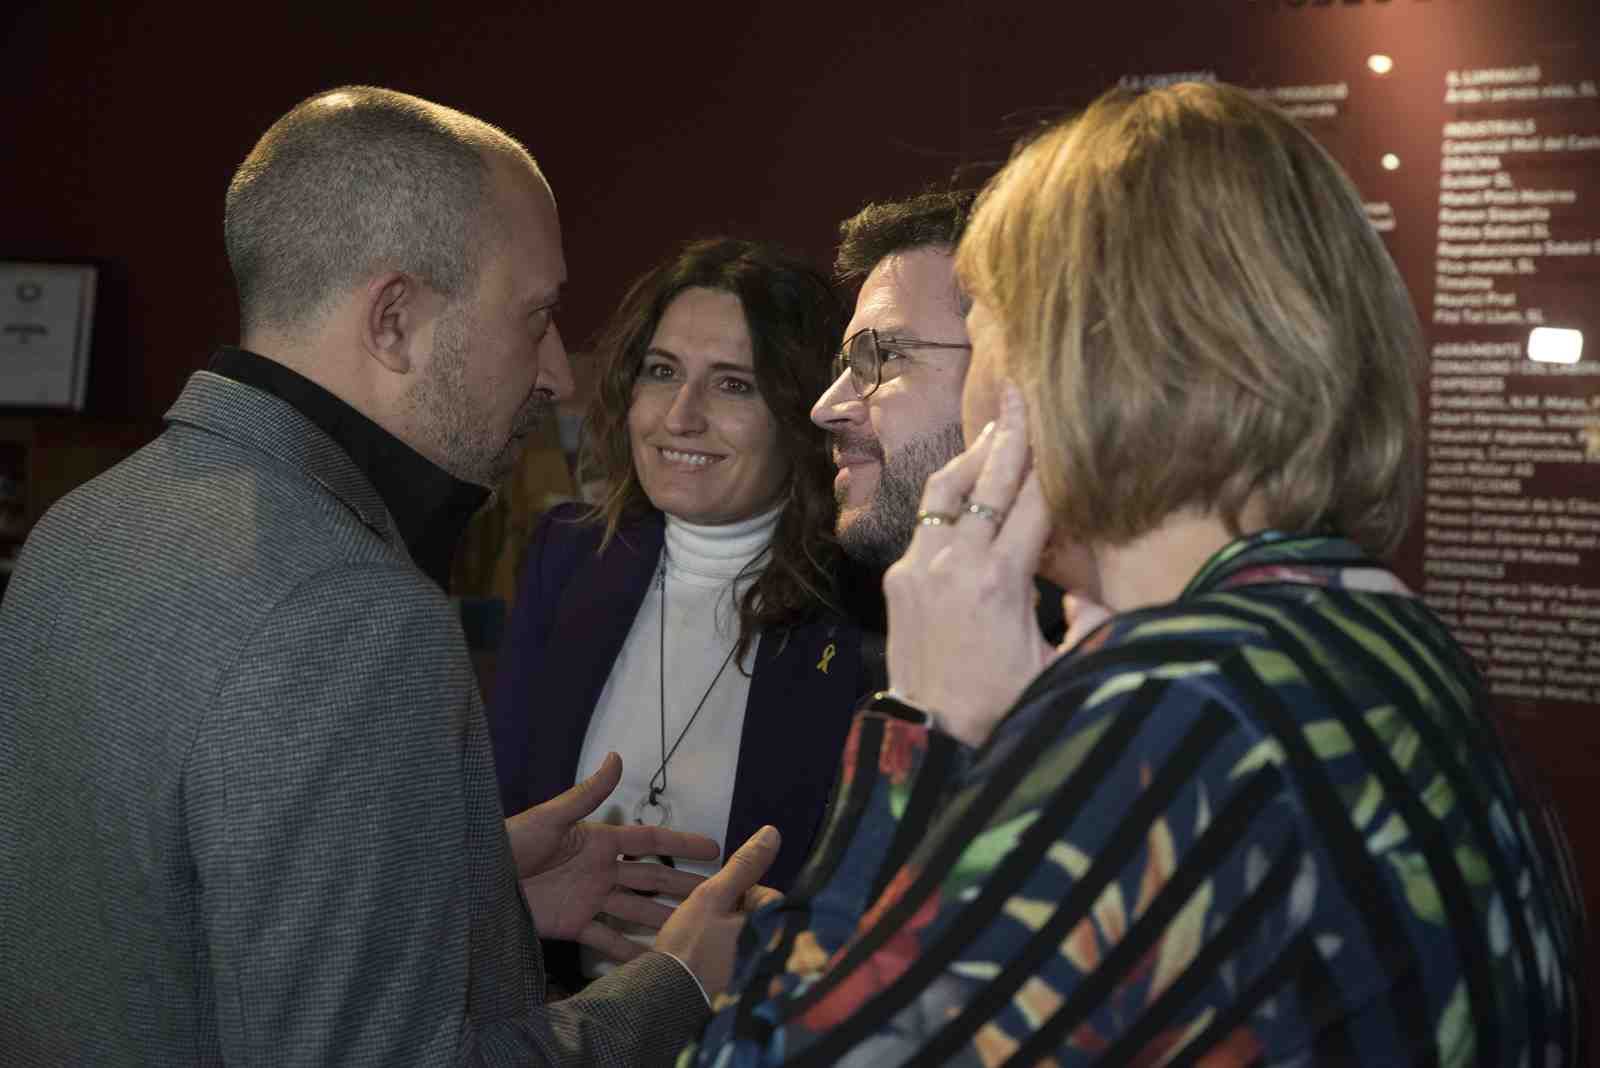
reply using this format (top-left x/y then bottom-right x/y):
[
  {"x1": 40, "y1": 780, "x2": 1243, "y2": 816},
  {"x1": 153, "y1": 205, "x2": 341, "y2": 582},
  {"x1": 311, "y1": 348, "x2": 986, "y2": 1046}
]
[{"x1": 1038, "y1": 526, "x2": 1098, "y2": 606}]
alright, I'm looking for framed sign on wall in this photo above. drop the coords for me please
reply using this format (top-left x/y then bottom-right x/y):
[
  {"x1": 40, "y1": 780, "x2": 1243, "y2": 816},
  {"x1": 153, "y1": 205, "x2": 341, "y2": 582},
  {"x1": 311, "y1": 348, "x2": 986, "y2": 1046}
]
[{"x1": 0, "y1": 262, "x2": 97, "y2": 410}]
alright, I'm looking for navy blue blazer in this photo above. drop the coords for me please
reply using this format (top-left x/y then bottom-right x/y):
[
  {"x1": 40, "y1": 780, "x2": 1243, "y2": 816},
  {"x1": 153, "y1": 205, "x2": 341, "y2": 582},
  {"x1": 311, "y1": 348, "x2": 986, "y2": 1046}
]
[{"x1": 485, "y1": 502, "x2": 876, "y2": 894}]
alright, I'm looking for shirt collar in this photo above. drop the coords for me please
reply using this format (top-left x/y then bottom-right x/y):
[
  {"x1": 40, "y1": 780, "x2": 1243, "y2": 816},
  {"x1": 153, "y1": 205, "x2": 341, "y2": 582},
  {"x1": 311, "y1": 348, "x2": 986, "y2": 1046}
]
[
  {"x1": 1181, "y1": 529, "x2": 1398, "y2": 600},
  {"x1": 206, "y1": 346, "x2": 489, "y2": 590}
]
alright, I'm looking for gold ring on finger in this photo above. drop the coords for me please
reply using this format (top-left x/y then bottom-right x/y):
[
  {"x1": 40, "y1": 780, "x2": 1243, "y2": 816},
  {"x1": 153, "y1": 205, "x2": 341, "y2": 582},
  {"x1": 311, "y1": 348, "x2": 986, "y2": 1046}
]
[
  {"x1": 916, "y1": 510, "x2": 960, "y2": 527},
  {"x1": 964, "y1": 500, "x2": 1005, "y2": 525}
]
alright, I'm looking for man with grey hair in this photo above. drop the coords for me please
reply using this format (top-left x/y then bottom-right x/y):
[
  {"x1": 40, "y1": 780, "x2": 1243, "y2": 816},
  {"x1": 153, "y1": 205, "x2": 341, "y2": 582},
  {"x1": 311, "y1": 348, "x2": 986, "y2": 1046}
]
[{"x1": 0, "y1": 86, "x2": 777, "y2": 1065}]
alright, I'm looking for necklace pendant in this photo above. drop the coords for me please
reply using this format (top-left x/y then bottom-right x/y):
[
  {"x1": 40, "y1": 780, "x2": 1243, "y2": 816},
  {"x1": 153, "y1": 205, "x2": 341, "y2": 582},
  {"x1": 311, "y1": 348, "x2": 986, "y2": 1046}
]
[{"x1": 633, "y1": 792, "x2": 672, "y2": 828}]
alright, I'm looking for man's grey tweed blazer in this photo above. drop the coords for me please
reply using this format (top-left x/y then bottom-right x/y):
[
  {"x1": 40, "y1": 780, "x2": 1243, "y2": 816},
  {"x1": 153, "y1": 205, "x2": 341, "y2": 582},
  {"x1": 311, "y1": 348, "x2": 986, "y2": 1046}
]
[{"x1": 0, "y1": 373, "x2": 708, "y2": 1065}]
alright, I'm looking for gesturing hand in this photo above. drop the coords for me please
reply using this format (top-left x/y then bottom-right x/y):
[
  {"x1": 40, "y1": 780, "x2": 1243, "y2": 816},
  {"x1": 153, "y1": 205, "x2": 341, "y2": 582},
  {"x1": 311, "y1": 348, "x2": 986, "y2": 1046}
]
[
  {"x1": 883, "y1": 383, "x2": 1076, "y2": 748},
  {"x1": 504, "y1": 752, "x2": 721, "y2": 963},
  {"x1": 656, "y1": 825, "x2": 784, "y2": 1000}
]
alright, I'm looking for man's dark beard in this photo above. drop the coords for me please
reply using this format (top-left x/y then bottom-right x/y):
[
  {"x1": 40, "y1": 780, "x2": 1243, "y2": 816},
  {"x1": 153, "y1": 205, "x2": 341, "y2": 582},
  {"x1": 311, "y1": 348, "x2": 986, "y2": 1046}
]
[{"x1": 834, "y1": 422, "x2": 965, "y2": 569}]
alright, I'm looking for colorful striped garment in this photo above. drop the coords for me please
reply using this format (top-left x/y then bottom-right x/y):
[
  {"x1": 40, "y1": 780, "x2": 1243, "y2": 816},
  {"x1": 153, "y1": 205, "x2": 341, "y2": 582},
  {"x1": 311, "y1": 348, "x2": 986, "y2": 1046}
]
[{"x1": 682, "y1": 532, "x2": 1587, "y2": 1067}]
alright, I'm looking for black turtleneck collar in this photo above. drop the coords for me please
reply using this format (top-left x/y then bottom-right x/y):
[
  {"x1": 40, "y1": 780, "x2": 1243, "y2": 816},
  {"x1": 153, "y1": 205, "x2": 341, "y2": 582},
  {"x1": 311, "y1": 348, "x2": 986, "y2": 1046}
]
[{"x1": 206, "y1": 347, "x2": 489, "y2": 591}]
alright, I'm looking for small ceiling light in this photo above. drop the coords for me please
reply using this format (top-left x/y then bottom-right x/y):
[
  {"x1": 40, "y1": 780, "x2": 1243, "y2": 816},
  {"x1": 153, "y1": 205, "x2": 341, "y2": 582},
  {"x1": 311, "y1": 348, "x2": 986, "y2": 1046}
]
[
  {"x1": 1528, "y1": 327, "x2": 1584, "y2": 365},
  {"x1": 1368, "y1": 54, "x2": 1395, "y2": 75},
  {"x1": 1381, "y1": 153, "x2": 1401, "y2": 171}
]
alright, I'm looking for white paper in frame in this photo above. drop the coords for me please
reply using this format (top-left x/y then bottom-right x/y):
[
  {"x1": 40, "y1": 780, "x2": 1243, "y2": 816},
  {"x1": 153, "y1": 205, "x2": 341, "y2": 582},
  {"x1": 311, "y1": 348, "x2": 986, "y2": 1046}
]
[{"x1": 0, "y1": 262, "x2": 98, "y2": 410}]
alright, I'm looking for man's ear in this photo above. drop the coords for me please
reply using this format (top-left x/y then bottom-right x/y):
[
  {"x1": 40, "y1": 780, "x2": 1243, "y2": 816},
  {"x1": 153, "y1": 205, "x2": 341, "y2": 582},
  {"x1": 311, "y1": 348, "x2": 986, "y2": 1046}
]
[{"x1": 362, "y1": 271, "x2": 427, "y2": 374}]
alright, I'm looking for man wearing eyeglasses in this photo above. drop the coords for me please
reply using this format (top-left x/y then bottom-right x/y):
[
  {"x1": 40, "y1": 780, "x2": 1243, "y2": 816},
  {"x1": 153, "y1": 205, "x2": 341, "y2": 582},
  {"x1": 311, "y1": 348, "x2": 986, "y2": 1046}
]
[
  {"x1": 815, "y1": 191, "x2": 1073, "y2": 649},
  {"x1": 812, "y1": 190, "x2": 978, "y2": 574}
]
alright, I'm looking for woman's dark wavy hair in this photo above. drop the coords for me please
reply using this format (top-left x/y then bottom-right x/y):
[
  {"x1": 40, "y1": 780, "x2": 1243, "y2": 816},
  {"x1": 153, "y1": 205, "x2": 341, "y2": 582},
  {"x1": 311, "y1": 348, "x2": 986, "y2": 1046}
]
[{"x1": 583, "y1": 237, "x2": 845, "y2": 662}]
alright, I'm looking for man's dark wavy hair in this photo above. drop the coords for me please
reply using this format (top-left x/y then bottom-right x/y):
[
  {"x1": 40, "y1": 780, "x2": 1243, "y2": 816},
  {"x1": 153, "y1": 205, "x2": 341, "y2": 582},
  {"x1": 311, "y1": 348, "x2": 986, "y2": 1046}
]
[
  {"x1": 583, "y1": 238, "x2": 845, "y2": 663},
  {"x1": 834, "y1": 188, "x2": 977, "y2": 285}
]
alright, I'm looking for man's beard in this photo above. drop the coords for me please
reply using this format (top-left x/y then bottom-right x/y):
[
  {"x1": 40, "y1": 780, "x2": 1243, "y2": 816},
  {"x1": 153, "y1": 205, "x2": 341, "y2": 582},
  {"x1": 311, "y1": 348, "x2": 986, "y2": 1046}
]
[
  {"x1": 407, "y1": 302, "x2": 550, "y2": 487},
  {"x1": 834, "y1": 422, "x2": 965, "y2": 569}
]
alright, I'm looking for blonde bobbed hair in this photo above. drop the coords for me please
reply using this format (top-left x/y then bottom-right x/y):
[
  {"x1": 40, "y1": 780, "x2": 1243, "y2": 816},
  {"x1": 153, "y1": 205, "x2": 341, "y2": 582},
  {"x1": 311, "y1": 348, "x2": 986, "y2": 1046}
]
[{"x1": 957, "y1": 82, "x2": 1422, "y2": 555}]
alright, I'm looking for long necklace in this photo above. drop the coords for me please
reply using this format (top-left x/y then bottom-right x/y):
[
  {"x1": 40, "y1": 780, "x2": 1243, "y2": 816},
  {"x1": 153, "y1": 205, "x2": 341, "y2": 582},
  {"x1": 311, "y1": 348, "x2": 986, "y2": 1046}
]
[{"x1": 632, "y1": 559, "x2": 739, "y2": 829}]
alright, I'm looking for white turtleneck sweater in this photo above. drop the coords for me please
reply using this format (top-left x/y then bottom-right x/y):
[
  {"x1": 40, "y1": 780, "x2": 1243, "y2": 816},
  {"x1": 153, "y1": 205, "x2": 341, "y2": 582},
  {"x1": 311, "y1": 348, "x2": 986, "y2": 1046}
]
[{"x1": 576, "y1": 502, "x2": 781, "y2": 974}]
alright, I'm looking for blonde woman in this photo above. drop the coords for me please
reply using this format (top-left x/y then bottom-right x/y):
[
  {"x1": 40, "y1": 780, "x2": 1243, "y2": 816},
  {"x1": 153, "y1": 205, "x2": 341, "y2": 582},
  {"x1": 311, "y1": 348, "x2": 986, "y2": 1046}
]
[{"x1": 686, "y1": 83, "x2": 1586, "y2": 1067}]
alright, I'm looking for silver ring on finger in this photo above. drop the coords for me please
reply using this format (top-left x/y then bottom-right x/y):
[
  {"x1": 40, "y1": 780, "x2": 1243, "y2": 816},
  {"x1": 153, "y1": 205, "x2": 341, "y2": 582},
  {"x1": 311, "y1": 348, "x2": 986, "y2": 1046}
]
[
  {"x1": 917, "y1": 510, "x2": 960, "y2": 527},
  {"x1": 963, "y1": 500, "x2": 1006, "y2": 525}
]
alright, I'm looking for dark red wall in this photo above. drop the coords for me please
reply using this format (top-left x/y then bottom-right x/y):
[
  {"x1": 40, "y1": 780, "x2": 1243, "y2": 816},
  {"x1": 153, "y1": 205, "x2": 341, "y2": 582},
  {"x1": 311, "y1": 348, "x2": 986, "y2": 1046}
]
[{"x1": 5, "y1": 0, "x2": 1597, "y2": 1023}]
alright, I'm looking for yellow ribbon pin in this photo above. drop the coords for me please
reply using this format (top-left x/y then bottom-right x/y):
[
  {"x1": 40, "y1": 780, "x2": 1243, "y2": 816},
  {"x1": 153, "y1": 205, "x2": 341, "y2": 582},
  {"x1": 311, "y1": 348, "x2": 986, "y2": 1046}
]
[{"x1": 816, "y1": 642, "x2": 836, "y2": 674}]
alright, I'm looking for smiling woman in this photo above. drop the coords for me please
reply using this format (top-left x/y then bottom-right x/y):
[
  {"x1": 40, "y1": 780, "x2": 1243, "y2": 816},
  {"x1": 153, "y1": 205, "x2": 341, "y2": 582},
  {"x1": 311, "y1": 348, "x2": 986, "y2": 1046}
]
[
  {"x1": 485, "y1": 238, "x2": 878, "y2": 992},
  {"x1": 626, "y1": 287, "x2": 790, "y2": 527}
]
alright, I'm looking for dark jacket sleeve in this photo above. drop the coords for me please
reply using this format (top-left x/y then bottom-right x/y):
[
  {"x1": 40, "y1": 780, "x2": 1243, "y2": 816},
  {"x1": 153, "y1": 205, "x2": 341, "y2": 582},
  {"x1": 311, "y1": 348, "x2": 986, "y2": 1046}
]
[{"x1": 485, "y1": 506, "x2": 581, "y2": 815}]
